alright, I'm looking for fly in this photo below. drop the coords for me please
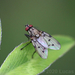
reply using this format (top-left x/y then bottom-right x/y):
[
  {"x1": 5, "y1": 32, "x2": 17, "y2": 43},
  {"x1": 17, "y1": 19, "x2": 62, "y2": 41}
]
[{"x1": 20, "y1": 24, "x2": 61, "y2": 59}]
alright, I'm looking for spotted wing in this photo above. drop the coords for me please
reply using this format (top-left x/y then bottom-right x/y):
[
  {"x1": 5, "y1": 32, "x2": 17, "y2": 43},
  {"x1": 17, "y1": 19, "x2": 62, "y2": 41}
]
[
  {"x1": 42, "y1": 32, "x2": 61, "y2": 50},
  {"x1": 32, "y1": 39, "x2": 48, "y2": 59}
]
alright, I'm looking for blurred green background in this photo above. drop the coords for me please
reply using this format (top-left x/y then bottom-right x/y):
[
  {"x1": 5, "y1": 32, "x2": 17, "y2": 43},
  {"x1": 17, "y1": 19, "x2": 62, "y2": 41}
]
[
  {"x1": 0, "y1": 19, "x2": 1, "y2": 48},
  {"x1": 0, "y1": 0, "x2": 75, "y2": 75}
]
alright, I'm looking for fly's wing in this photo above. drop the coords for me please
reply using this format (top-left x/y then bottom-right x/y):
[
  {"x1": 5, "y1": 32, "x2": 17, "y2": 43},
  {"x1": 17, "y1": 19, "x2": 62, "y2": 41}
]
[
  {"x1": 32, "y1": 39, "x2": 48, "y2": 59},
  {"x1": 42, "y1": 32, "x2": 61, "y2": 50}
]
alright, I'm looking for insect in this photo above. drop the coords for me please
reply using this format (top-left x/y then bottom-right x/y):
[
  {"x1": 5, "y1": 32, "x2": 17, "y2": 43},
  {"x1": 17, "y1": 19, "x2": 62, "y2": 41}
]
[{"x1": 21, "y1": 24, "x2": 61, "y2": 59}]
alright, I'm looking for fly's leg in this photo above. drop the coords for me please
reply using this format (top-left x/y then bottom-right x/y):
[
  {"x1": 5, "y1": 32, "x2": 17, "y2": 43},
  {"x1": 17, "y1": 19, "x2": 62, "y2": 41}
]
[
  {"x1": 32, "y1": 50, "x2": 36, "y2": 58},
  {"x1": 20, "y1": 41, "x2": 31, "y2": 50},
  {"x1": 20, "y1": 34, "x2": 31, "y2": 50},
  {"x1": 25, "y1": 34, "x2": 30, "y2": 40}
]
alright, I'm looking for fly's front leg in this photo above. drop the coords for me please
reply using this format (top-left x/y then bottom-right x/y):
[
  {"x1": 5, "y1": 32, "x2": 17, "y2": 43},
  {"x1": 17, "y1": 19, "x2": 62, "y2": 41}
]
[{"x1": 25, "y1": 34, "x2": 30, "y2": 40}]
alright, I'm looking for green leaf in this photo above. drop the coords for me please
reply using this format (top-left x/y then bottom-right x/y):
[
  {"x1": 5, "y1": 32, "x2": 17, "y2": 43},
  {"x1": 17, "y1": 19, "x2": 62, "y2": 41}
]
[{"x1": 0, "y1": 35, "x2": 75, "y2": 75}]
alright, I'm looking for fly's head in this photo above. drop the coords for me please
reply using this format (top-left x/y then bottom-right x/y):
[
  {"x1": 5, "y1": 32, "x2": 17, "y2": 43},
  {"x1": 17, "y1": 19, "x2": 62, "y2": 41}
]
[
  {"x1": 25, "y1": 24, "x2": 33, "y2": 31},
  {"x1": 25, "y1": 24, "x2": 40, "y2": 37}
]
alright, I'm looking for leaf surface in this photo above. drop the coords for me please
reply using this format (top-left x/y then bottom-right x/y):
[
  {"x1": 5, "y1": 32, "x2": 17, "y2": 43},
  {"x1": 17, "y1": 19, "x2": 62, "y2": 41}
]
[{"x1": 0, "y1": 35, "x2": 75, "y2": 75}]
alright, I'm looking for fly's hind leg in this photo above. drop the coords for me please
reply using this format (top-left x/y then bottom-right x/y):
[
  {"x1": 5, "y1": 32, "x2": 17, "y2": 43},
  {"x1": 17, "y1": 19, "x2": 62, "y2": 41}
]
[{"x1": 32, "y1": 50, "x2": 36, "y2": 58}]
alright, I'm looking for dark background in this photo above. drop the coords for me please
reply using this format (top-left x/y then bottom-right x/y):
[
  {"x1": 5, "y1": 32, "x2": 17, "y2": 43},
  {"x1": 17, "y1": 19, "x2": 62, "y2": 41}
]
[{"x1": 0, "y1": 0, "x2": 75, "y2": 75}]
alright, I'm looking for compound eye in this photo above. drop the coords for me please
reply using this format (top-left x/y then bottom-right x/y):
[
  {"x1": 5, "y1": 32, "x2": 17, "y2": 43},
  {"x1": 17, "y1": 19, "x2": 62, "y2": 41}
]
[
  {"x1": 25, "y1": 27, "x2": 29, "y2": 31},
  {"x1": 29, "y1": 25, "x2": 33, "y2": 27}
]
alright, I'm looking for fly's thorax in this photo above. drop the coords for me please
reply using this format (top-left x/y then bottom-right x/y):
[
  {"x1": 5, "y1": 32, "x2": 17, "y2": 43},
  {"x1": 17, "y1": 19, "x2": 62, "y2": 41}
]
[{"x1": 28, "y1": 27, "x2": 40, "y2": 37}]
